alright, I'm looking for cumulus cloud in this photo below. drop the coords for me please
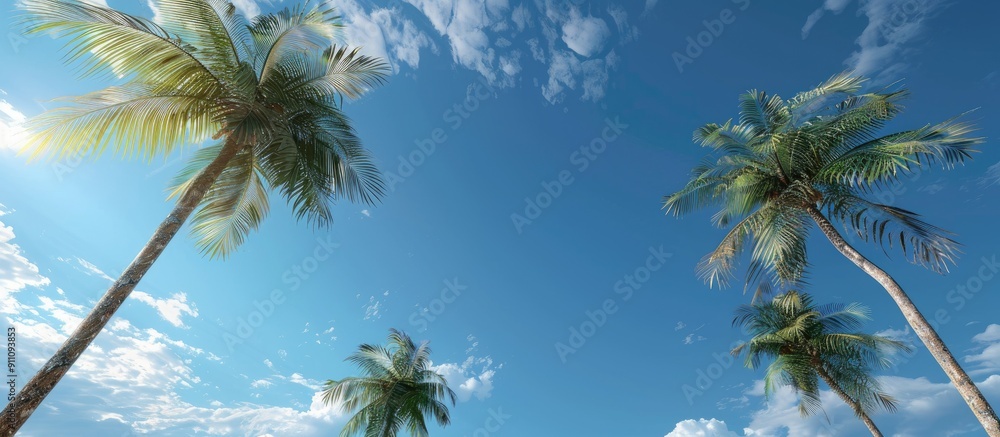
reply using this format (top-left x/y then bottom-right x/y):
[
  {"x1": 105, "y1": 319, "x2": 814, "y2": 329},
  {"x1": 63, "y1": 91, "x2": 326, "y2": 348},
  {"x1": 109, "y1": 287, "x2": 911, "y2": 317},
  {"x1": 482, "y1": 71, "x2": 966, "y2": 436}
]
[
  {"x1": 560, "y1": 10, "x2": 610, "y2": 57},
  {"x1": 329, "y1": 0, "x2": 436, "y2": 73},
  {"x1": 431, "y1": 354, "x2": 499, "y2": 402},
  {"x1": 541, "y1": 49, "x2": 618, "y2": 104},
  {"x1": 967, "y1": 324, "x2": 1000, "y2": 375},
  {"x1": 664, "y1": 418, "x2": 740, "y2": 437},
  {"x1": 391, "y1": 0, "x2": 630, "y2": 101}
]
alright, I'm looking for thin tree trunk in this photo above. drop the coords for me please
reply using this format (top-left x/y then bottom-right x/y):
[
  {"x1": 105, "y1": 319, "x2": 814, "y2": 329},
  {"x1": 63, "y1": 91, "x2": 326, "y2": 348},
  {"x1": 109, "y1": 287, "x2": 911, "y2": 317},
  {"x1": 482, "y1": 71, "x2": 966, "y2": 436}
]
[
  {"x1": 1, "y1": 139, "x2": 244, "y2": 436},
  {"x1": 815, "y1": 364, "x2": 884, "y2": 437},
  {"x1": 806, "y1": 206, "x2": 1000, "y2": 436}
]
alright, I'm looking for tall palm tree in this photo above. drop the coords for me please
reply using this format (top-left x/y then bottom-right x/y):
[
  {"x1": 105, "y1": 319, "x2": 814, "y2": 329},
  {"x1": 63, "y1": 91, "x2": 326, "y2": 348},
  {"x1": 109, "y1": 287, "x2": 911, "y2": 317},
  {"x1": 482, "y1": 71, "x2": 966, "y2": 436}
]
[
  {"x1": 323, "y1": 329, "x2": 457, "y2": 437},
  {"x1": 662, "y1": 72, "x2": 1000, "y2": 435},
  {"x1": 3, "y1": 0, "x2": 388, "y2": 434},
  {"x1": 732, "y1": 291, "x2": 909, "y2": 437}
]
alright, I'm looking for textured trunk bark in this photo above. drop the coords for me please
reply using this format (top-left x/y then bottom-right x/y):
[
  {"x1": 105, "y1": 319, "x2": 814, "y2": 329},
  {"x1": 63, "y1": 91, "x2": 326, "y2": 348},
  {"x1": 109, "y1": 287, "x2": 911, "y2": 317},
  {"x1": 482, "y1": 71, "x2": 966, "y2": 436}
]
[
  {"x1": 1, "y1": 139, "x2": 243, "y2": 436},
  {"x1": 815, "y1": 364, "x2": 884, "y2": 437},
  {"x1": 806, "y1": 206, "x2": 1000, "y2": 436}
]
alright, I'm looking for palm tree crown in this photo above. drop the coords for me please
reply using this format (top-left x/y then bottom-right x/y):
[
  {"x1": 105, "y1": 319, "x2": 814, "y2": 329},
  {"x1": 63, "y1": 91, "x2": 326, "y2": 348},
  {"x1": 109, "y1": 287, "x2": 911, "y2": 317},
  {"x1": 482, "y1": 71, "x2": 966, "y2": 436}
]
[
  {"x1": 1, "y1": 1, "x2": 390, "y2": 434},
  {"x1": 323, "y1": 329, "x2": 457, "y2": 437},
  {"x1": 733, "y1": 291, "x2": 908, "y2": 419},
  {"x1": 662, "y1": 72, "x2": 1000, "y2": 434},
  {"x1": 663, "y1": 72, "x2": 980, "y2": 293},
  {"x1": 21, "y1": 0, "x2": 389, "y2": 257}
]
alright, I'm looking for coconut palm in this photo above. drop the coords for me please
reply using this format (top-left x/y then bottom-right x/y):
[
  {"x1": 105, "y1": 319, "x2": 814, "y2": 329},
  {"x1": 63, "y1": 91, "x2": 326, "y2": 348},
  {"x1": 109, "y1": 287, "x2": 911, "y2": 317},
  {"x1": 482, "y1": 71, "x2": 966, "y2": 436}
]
[
  {"x1": 732, "y1": 291, "x2": 909, "y2": 436},
  {"x1": 662, "y1": 72, "x2": 1000, "y2": 435},
  {"x1": 2, "y1": 0, "x2": 388, "y2": 433},
  {"x1": 323, "y1": 329, "x2": 456, "y2": 437}
]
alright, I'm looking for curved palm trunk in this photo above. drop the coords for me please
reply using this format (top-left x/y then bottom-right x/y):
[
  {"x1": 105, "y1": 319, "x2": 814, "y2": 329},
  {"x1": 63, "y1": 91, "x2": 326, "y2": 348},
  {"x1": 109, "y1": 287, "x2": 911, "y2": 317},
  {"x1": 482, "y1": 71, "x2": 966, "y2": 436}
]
[
  {"x1": 806, "y1": 207, "x2": 1000, "y2": 436},
  {"x1": 815, "y1": 364, "x2": 884, "y2": 437},
  {"x1": 0, "y1": 139, "x2": 243, "y2": 436}
]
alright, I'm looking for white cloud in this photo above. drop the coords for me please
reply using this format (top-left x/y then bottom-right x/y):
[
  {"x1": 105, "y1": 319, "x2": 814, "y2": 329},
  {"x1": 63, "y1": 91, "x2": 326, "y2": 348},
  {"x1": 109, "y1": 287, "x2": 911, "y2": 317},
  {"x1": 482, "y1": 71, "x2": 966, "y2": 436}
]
[
  {"x1": 979, "y1": 161, "x2": 1000, "y2": 188},
  {"x1": 431, "y1": 354, "x2": 499, "y2": 402},
  {"x1": 511, "y1": 3, "x2": 531, "y2": 31},
  {"x1": 131, "y1": 291, "x2": 199, "y2": 328},
  {"x1": 560, "y1": 11, "x2": 610, "y2": 57},
  {"x1": 231, "y1": 0, "x2": 261, "y2": 19},
  {"x1": 642, "y1": 0, "x2": 659, "y2": 17},
  {"x1": 607, "y1": 4, "x2": 638, "y2": 44},
  {"x1": 0, "y1": 216, "x2": 352, "y2": 436},
  {"x1": 664, "y1": 418, "x2": 740, "y2": 437},
  {"x1": 683, "y1": 333, "x2": 707, "y2": 345},
  {"x1": 329, "y1": 0, "x2": 436, "y2": 74},
  {"x1": 801, "y1": 0, "x2": 853, "y2": 39},
  {"x1": 0, "y1": 95, "x2": 27, "y2": 153},
  {"x1": 675, "y1": 321, "x2": 687, "y2": 331},
  {"x1": 673, "y1": 326, "x2": 1000, "y2": 436},
  {"x1": 974, "y1": 324, "x2": 1000, "y2": 343},
  {"x1": 0, "y1": 220, "x2": 50, "y2": 313},
  {"x1": 717, "y1": 374, "x2": 1000, "y2": 437},
  {"x1": 75, "y1": 257, "x2": 115, "y2": 282},
  {"x1": 251, "y1": 379, "x2": 274, "y2": 389},
  {"x1": 803, "y1": 0, "x2": 945, "y2": 80},
  {"x1": 967, "y1": 324, "x2": 1000, "y2": 375}
]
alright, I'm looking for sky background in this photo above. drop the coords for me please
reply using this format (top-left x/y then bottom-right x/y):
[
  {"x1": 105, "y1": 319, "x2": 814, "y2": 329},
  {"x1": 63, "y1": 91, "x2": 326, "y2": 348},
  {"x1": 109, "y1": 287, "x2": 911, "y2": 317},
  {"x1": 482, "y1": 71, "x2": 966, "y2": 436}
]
[{"x1": 1, "y1": 0, "x2": 1000, "y2": 436}]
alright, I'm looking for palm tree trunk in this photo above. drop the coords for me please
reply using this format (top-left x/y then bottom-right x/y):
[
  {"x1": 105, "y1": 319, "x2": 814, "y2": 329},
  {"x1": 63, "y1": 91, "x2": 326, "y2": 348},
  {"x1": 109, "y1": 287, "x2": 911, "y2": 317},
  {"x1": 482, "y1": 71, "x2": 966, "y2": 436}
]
[
  {"x1": 815, "y1": 364, "x2": 884, "y2": 437},
  {"x1": 806, "y1": 206, "x2": 1000, "y2": 436},
  {"x1": 1, "y1": 139, "x2": 244, "y2": 436}
]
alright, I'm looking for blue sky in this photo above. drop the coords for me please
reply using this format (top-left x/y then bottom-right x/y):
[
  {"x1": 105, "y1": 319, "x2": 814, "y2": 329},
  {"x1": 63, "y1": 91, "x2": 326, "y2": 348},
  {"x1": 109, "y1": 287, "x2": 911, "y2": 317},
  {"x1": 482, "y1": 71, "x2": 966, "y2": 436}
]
[{"x1": 1, "y1": 0, "x2": 1000, "y2": 435}]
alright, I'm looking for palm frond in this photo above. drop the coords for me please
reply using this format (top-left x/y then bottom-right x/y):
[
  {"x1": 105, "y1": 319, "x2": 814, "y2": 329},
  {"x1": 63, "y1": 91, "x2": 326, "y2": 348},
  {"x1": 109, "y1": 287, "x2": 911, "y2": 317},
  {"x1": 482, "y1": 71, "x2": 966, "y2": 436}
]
[
  {"x1": 19, "y1": 0, "x2": 223, "y2": 92},
  {"x1": 24, "y1": 84, "x2": 218, "y2": 161},
  {"x1": 824, "y1": 192, "x2": 960, "y2": 273},
  {"x1": 250, "y1": 2, "x2": 341, "y2": 83}
]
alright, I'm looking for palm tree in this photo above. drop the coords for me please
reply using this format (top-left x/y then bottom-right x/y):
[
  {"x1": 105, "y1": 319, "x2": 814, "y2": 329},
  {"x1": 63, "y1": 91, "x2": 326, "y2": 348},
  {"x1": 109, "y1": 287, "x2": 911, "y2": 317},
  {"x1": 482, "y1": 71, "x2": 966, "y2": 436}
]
[
  {"x1": 3, "y1": 0, "x2": 388, "y2": 434},
  {"x1": 323, "y1": 329, "x2": 457, "y2": 437},
  {"x1": 662, "y1": 72, "x2": 1000, "y2": 435},
  {"x1": 732, "y1": 291, "x2": 909, "y2": 436}
]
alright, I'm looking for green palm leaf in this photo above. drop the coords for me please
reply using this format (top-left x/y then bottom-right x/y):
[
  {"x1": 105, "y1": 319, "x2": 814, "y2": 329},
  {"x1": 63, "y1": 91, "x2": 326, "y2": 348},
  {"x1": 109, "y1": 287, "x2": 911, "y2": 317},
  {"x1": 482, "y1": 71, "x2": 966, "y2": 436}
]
[{"x1": 325, "y1": 329, "x2": 457, "y2": 437}]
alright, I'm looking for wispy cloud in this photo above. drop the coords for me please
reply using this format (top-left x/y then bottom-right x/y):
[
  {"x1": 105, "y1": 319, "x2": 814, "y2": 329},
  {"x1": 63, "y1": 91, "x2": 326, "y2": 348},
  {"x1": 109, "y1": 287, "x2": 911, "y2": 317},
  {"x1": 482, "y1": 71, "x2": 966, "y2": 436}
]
[
  {"x1": 0, "y1": 219, "x2": 50, "y2": 313},
  {"x1": 74, "y1": 257, "x2": 115, "y2": 282},
  {"x1": 802, "y1": 0, "x2": 946, "y2": 81},
  {"x1": 131, "y1": 291, "x2": 199, "y2": 328},
  {"x1": 3, "y1": 217, "x2": 347, "y2": 435}
]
